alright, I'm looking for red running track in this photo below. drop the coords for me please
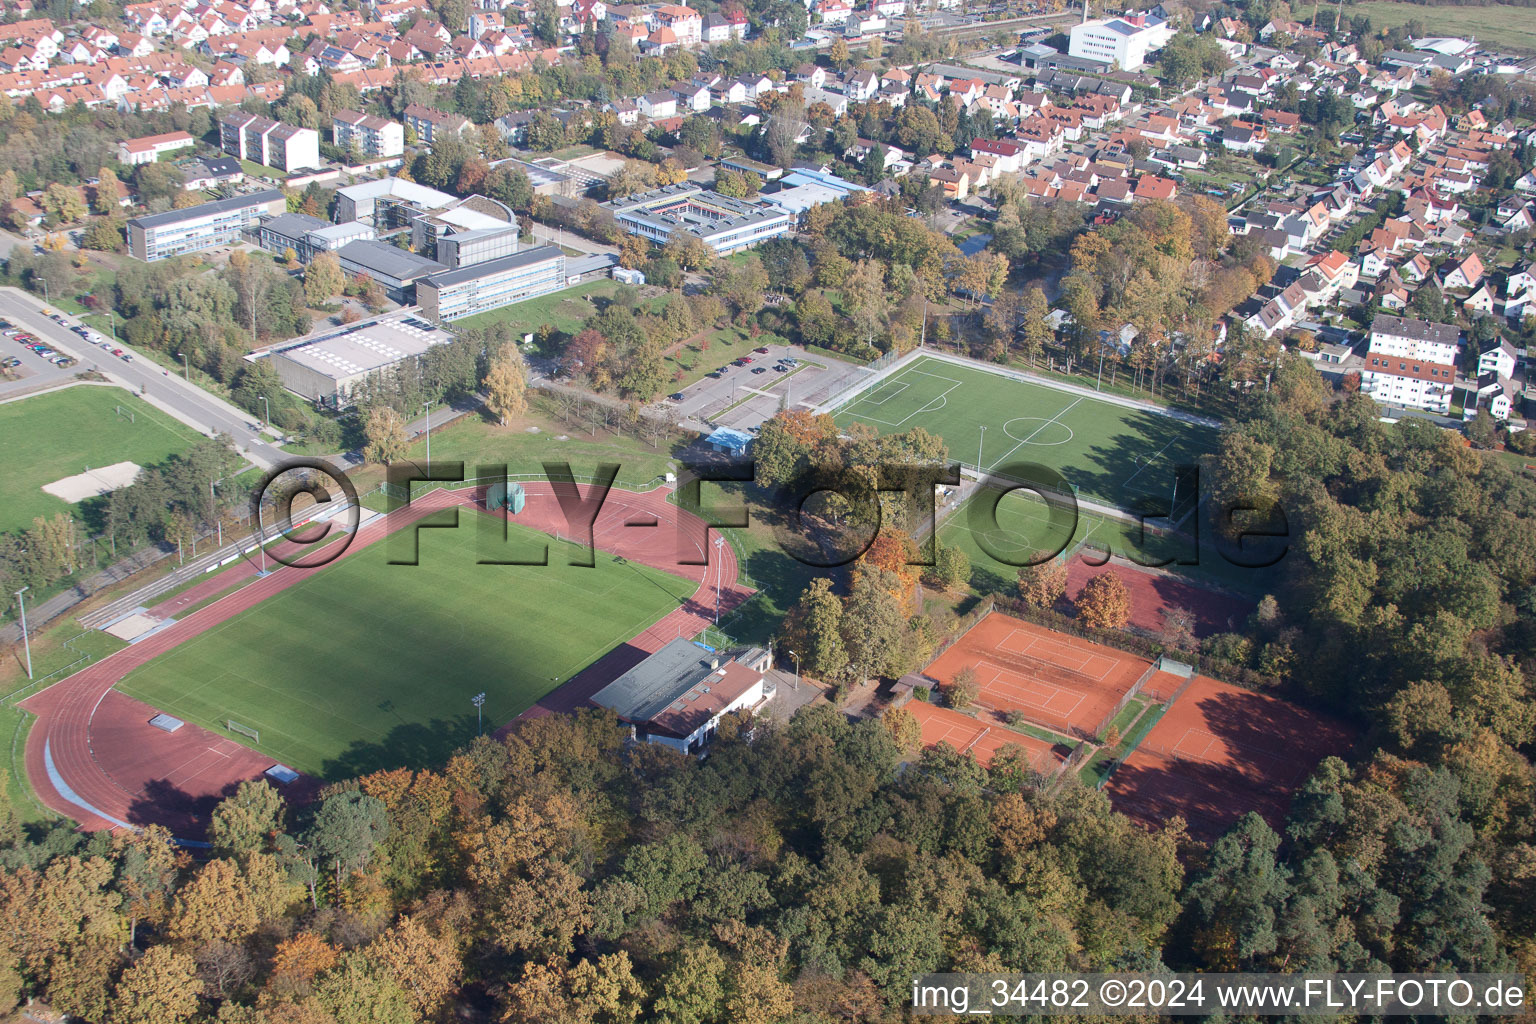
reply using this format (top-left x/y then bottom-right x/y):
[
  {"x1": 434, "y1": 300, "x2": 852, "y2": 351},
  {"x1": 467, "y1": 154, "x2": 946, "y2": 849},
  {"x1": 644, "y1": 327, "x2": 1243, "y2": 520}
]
[{"x1": 20, "y1": 484, "x2": 748, "y2": 837}]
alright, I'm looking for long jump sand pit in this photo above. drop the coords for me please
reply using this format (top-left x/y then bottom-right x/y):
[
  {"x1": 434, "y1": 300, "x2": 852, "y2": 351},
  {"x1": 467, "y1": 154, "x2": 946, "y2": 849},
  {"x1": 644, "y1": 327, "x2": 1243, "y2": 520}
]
[
  {"x1": 42, "y1": 461, "x2": 142, "y2": 502},
  {"x1": 923, "y1": 611, "x2": 1151, "y2": 739}
]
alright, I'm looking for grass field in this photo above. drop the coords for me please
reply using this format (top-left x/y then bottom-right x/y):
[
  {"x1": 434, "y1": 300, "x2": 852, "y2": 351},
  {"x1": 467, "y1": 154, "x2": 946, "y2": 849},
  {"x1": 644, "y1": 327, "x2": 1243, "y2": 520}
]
[
  {"x1": 453, "y1": 279, "x2": 619, "y2": 343},
  {"x1": 0, "y1": 386, "x2": 204, "y2": 535},
  {"x1": 1354, "y1": 1, "x2": 1536, "y2": 52},
  {"x1": 834, "y1": 356, "x2": 1216, "y2": 515},
  {"x1": 115, "y1": 512, "x2": 697, "y2": 779},
  {"x1": 938, "y1": 485, "x2": 1276, "y2": 596}
]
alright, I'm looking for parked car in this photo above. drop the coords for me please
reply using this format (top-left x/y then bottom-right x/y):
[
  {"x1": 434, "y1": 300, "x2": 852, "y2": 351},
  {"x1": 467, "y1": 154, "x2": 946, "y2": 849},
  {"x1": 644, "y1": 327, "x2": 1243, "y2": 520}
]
[
  {"x1": 751, "y1": 366, "x2": 767, "y2": 375},
  {"x1": 741, "y1": 356, "x2": 753, "y2": 364},
  {"x1": 0, "y1": 319, "x2": 12, "y2": 330},
  {"x1": 670, "y1": 392, "x2": 685, "y2": 401},
  {"x1": 774, "y1": 365, "x2": 788, "y2": 372},
  {"x1": 754, "y1": 346, "x2": 769, "y2": 354}
]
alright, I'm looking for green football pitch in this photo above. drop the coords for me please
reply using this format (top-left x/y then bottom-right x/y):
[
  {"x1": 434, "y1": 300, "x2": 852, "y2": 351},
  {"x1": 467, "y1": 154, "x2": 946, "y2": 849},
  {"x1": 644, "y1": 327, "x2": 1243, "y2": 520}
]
[
  {"x1": 0, "y1": 386, "x2": 203, "y2": 535},
  {"x1": 834, "y1": 356, "x2": 1216, "y2": 514},
  {"x1": 116, "y1": 513, "x2": 697, "y2": 778}
]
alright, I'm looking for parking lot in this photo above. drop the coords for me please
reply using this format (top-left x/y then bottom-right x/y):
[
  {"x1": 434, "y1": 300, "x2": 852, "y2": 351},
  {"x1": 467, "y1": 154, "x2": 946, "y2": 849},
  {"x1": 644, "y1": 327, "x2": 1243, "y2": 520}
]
[
  {"x1": 664, "y1": 343, "x2": 870, "y2": 433},
  {"x1": 0, "y1": 312, "x2": 98, "y2": 399}
]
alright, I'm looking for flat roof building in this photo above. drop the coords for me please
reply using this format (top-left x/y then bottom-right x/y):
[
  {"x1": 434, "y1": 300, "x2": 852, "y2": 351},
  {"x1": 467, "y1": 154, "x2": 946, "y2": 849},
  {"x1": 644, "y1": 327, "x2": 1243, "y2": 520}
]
[
  {"x1": 336, "y1": 238, "x2": 447, "y2": 302},
  {"x1": 589, "y1": 638, "x2": 773, "y2": 753},
  {"x1": 416, "y1": 244, "x2": 566, "y2": 322},
  {"x1": 266, "y1": 311, "x2": 455, "y2": 404},
  {"x1": 127, "y1": 189, "x2": 287, "y2": 261},
  {"x1": 257, "y1": 212, "x2": 377, "y2": 263},
  {"x1": 603, "y1": 183, "x2": 793, "y2": 254}
]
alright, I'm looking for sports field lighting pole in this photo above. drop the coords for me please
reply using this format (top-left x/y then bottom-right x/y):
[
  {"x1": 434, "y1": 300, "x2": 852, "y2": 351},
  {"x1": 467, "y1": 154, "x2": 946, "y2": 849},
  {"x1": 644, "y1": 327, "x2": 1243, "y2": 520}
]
[
  {"x1": 472, "y1": 692, "x2": 486, "y2": 736},
  {"x1": 13, "y1": 587, "x2": 31, "y2": 680},
  {"x1": 713, "y1": 535, "x2": 725, "y2": 624},
  {"x1": 977, "y1": 425, "x2": 986, "y2": 474}
]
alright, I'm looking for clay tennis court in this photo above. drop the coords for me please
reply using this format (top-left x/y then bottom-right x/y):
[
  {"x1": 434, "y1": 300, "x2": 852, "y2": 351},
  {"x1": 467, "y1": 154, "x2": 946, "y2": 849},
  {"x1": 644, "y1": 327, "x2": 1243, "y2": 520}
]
[
  {"x1": 1105, "y1": 675, "x2": 1354, "y2": 841},
  {"x1": 923, "y1": 612, "x2": 1152, "y2": 738},
  {"x1": 907, "y1": 701, "x2": 1066, "y2": 774}
]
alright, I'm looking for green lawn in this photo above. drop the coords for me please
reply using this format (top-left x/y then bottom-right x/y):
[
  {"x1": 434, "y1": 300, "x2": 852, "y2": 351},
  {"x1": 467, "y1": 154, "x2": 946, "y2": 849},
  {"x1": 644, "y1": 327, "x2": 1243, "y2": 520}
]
[
  {"x1": 837, "y1": 356, "x2": 1216, "y2": 513},
  {"x1": 1080, "y1": 701, "x2": 1166, "y2": 787},
  {"x1": 938, "y1": 485, "x2": 1275, "y2": 597},
  {"x1": 115, "y1": 513, "x2": 697, "y2": 779},
  {"x1": 453, "y1": 279, "x2": 619, "y2": 342},
  {"x1": 0, "y1": 386, "x2": 205, "y2": 535},
  {"x1": 1354, "y1": 1, "x2": 1536, "y2": 52},
  {"x1": 394, "y1": 399, "x2": 678, "y2": 490}
]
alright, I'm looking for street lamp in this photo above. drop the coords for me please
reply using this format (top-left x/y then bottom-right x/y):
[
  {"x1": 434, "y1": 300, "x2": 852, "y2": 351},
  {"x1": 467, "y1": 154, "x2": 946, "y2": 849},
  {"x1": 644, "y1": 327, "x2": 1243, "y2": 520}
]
[
  {"x1": 13, "y1": 587, "x2": 31, "y2": 680},
  {"x1": 258, "y1": 395, "x2": 270, "y2": 432},
  {"x1": 472, "y1": 692, "x2": 486, "y2": 736},
  {"x1": 210, "y1": 476, "x2": 229, "y2": 548},
  {"x1": 787, "y1": 649, "x2": 800, "y2": 691},
  {"x1": 421, "y1": 400, "x2": 434, "y2": 473},
  {"x1": 81, "y1": 311, "x2": 116, "y2": 342},
  {"x1": 179, "y1": 351, "x2": 189, "y2": 381}
]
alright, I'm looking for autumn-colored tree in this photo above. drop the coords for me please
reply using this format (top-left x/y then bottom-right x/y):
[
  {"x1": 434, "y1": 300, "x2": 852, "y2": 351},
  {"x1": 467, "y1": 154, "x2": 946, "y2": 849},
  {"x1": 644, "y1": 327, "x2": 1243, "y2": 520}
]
[
  {"x1": 362, "y1": 406, "x2": 408, "y2": 464},
  {"x1": 93, "y1": 167, "x2": 122, "y2": 216},
  {"x1": 110, "y1": 945, "x2": 201, "y2": 1024},
  {"x1": 371, "y1": 915, "x2": 461, "y2": 1019},
  {"x1": 1017, "y1": 556, "x2": 1069, "y2": 610},
  {"x1": 483, "y1": 339, "x2": 529, "y2": 426},
  {"x1": 946, "y1": 666, "x2": 979, "y2": 709},
  {"x1": 859, "y1": 529, "x2": 918, "y2": 604},
  {"x1": 882, "y1": 706, "x2": 922, "y2": 754},
  {"x1": 1076, "y1": 572, "x2": 1132, "y2": 630},
  {"x1": 304, "y1": 251, "x2": 344, "y2": 307},
  {"x1": 267, "y1": 931, "x2": 339, "y2": 999},
  {"x1": 167, "y1": 853, "x2": 296, "y2": 947},
  {"x1": 502, "y1": 952, "x2": 646, "y2": 1024}
]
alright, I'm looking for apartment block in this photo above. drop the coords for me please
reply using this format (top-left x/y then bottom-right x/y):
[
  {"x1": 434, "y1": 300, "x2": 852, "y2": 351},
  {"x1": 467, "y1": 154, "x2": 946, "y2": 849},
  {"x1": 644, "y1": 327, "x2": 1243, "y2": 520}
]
[{"x1": 333, "y1": 109, "x2": 405, "y2": 159}]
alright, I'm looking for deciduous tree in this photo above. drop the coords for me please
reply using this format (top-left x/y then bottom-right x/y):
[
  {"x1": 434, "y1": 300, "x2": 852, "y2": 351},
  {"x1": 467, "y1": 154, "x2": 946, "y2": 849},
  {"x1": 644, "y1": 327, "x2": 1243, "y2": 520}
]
[{"x1": 1076, "y1": 572, "x2": 1131, "y2": 630}]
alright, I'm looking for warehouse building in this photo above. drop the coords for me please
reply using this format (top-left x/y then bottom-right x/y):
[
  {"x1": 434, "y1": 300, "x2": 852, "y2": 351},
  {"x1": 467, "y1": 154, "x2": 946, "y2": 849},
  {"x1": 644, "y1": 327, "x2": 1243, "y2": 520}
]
[
  {"x1": 603, "y1": 183, "x2": 794, "y2": 254},
  {"x1": 416, "y1": 244, "x2": 566, "y2": 321},
  {"x1": 336, "y1": 238, "x2": 447, "y2": 302},
  {"x1": 127, "y1": 189, "x2": 287, "y2": 261},
  {"x1": 266, "y1": 312, "x2": 455, "y2": 404}
]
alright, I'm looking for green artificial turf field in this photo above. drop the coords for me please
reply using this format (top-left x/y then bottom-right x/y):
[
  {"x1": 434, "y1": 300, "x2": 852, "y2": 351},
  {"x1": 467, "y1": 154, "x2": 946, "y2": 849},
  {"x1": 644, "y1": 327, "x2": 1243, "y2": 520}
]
[
  {"x1": 0, "y1": 386, "x2": 204, "y2": 535},
  {"x1": 115, "y1": 513, "x2": 697, "y2": 778},
  {"x1": 834, "y1": 356, "x2": 1216, "y2": 514}
]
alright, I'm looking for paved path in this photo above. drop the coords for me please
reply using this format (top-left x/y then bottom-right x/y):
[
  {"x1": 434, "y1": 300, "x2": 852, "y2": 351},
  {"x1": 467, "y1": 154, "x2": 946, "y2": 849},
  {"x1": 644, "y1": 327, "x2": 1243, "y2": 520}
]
[{"x1": 19, "y1": 483, "x2": 748, "y2": 837}]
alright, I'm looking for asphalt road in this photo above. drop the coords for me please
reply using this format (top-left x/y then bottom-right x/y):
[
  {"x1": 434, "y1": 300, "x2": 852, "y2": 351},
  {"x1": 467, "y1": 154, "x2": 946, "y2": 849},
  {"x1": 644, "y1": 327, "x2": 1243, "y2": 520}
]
[{"x1": 0, "y1": 288, "x2": 288, "y2": 469}]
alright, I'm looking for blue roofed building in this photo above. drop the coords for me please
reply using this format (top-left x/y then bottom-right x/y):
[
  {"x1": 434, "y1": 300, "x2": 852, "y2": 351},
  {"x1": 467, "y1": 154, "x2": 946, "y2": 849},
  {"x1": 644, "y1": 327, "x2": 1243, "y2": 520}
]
[{"x1": 705, "y1": 427, "x2": 753, "y2": 455}]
